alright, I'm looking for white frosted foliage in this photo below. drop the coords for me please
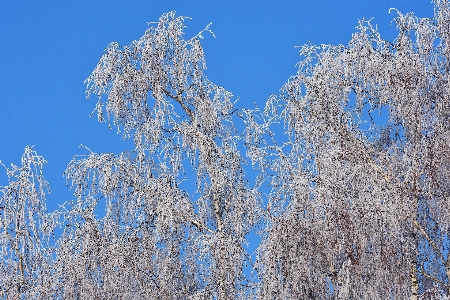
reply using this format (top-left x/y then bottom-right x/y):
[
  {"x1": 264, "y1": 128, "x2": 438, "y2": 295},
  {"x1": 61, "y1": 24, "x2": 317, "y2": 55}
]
[{"x1": 2, "y1": 2, "x2": 450, "y2": 298}]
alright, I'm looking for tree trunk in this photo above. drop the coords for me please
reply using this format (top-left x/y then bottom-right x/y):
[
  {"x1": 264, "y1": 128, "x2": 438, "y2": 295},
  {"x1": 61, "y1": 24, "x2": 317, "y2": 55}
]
[{"x1": 410, "y1": 265, "x2": 419, "y2": 300}]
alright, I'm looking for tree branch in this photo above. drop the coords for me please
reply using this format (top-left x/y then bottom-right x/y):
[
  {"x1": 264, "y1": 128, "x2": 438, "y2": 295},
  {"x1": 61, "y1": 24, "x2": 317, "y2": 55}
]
[
  {"x1": 417, "y1": 268, "x2": 450, "y2": 291},
  {"x1": 191, "y1": 219, "x2": 216, "y2": 234},
  {"x1": 162, "y1": 89, "x2": 194, "y2": 120},
  {"x1": 213, "y1": 194, "x2": 223, "y2": 232},
  {"x1": 163, "y1": 88, "x2": 225, "y2": 233},
  {"x1": 413, "y1": 220, "x2": 447, "y2": 267}
]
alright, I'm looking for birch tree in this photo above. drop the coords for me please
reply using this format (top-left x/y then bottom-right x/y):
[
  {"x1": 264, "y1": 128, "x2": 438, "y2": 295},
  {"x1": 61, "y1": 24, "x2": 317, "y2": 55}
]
[
  {"x1": 249, "y1": 0, "x2": 450, "y2": 298},
  {"x1": 50, "y1": 11, "x2": 263, "y2": 299},
  {"x1": 0, "y1": 146, "x2": 54, "y2": 299}
]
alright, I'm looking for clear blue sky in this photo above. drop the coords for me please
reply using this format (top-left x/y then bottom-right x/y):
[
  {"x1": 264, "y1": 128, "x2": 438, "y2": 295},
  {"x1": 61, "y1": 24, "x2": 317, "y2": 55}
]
[{"x1": 0, "y1": 0, "x2": 433, "y2": 215}]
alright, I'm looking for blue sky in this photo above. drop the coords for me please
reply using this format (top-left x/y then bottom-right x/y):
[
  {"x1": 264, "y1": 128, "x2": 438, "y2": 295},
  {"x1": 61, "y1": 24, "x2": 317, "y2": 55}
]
[{"x1": 0, "y1": 1, "x2": 433, "y2": 215}]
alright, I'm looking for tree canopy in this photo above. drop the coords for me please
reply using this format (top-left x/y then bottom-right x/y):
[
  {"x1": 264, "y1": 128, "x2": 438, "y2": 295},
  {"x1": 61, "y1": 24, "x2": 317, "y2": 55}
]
[{"x1": 1, "y1": 1, "x2": 450, "y2": 299}]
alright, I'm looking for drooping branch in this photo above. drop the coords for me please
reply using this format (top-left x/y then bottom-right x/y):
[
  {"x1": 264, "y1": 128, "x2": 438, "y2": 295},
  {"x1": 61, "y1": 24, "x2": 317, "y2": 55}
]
[
  {"x1": 417, "y1": 268, "x2": 450, "y2": 292},
  {"x1": 413, "y1": 220, "x2": 447, "y2": 267}
]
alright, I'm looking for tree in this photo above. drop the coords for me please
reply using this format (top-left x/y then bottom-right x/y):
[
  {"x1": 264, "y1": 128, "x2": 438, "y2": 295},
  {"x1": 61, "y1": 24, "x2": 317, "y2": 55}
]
[
  {"x1": 247, "y1": 0, "x2": 450, "y2": 298},
  {"x1": 0, "y1": 147, "x2": 54, "y2": 298},
  {"x1": 1, "y1": 1, "x2": 450, "y2": 299},
  {"x1": 53, "y1": 11, "x2": 263, "y2": 299}
]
